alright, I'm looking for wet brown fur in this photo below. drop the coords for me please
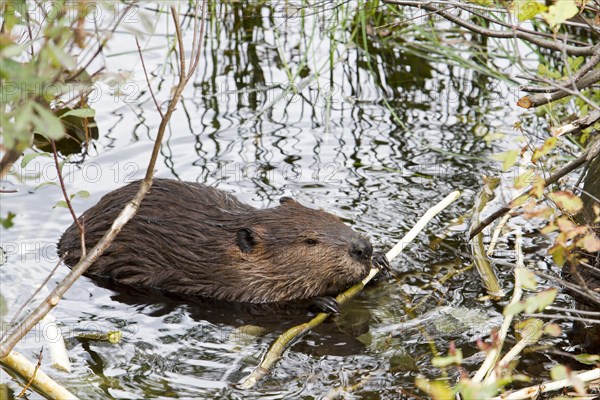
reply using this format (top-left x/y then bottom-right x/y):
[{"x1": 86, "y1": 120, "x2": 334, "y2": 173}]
[{"x1": 58, "y1": 179, "x2": 373, "y2": 304}]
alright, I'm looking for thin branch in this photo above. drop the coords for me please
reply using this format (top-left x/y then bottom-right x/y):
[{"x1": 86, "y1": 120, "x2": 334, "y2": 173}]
[
  {"x1": 51, "y1": 140, "x2": 86, "y2": 259},
  {"x1": 16, "y1": 348, "x2": 43, "y2": 398},
  {"x1": 135, "y1": 37, "x2": 164, "y2": 118},
  {"x1": 469, "y1": 140, "x2": 600, "y2": 239},
  {"x1": 522, "y1": 313, "x2": 600, "y2": 325},
  {"x1": 535, "y1": 271, "x2": 600, "y2": 306},
  {"x1": 545, "y1": 305, "x2": 600, "y2": 317}
]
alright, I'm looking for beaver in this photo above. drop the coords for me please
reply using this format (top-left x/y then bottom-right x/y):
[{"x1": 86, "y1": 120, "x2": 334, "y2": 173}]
[{"x1": 58, "y1": 179, "x2": 388, "y2": 313}]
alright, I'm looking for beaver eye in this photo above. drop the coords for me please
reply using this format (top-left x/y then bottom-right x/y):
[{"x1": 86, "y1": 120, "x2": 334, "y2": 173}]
[{"x1": 304, "y1": 238, "x2": 318, "y2": 246}]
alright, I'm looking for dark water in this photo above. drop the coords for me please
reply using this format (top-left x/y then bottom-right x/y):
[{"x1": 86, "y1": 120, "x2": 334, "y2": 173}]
[{"x1": 1, "y1": 2, "x2": 573, "y2": 399}]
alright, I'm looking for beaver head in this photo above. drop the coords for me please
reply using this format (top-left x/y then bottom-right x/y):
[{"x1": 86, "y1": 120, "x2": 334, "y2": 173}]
[{"x1": 224, "y1": 196, "x2": 374, "y2": 302}]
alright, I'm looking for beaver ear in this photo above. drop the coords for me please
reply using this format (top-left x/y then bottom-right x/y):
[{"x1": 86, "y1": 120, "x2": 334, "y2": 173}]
[
  {"x1": 236, "y1": 228, "x2": 258, "y2": 253},
  {"x1": 279, "y1": 196, "x2": 297, "y2": 205}
]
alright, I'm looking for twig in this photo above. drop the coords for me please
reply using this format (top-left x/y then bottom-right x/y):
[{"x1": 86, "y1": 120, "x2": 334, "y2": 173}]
[
  {"x1": 239, "y1": 191, "x2": 461, "y2": 389},
  {"x1": 545, "y1": 305, "x2": 600, "y2": 317},
  {"x1": 487, "y1": 214, "x2": 510, "y2": 256},
  {"x1": 16, "y1": 348, "x2": 43, "y2": 398},
  {"x1": 535, "y1": 271, "x2": 600, "y2": 306},
  {"x1": 490, "y1": 368, "x2": 600, "y2": 400},
  {"x1": 135, "y1": 37, "x2": 164, "y2": 119},
  {"x1": 522, "y1": 313, "x2": 600, "y2": 325},
  {"x1": 0, "y1": 5, "x2": 205, "y2": 360},
  {"x1": 469, "y1": 140, "x2": 600, "y2": 239},
  {"x1": 51, "y1": 140, "x2": 86, "y2": 259}
]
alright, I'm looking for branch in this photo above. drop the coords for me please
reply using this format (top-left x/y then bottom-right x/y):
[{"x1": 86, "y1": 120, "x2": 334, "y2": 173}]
[
  {"x1": 550, "y1": 109, "x2": 600, "y2": 137},
  {"x1": 468, "y1": 140, "x2": 600, "y2": 239},
  {"x1": 51, "y1": 140, "x2": 86, "y2": 259},
  {"x1": 382, "y1": 0, "x2": 597, "y2": 56},
  {"x1": 517, "y1": 69, "x2": 600, "y2": 109},
  {"x1": 490, "y1": 368, "x2": 600, "y2": 400},
  {"x1": 0, "y1": 350, "x2": 76, "y2": 399},
  {"x1": 239, "y1": 191, "x2": 461, "y2": 389},
  {"x1": 0, "y1": 5, "x2": 205, "y2": 360}
]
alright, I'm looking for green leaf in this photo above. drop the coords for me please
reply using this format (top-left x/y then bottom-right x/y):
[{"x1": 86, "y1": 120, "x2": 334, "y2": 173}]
[
  {"x1": 1, "y1": 212, "x2": 16, "y2": 229},
  {"x1": 549, "y1": 244, "x2": 566, "y2": 266},
  {"x1": 492, "y1": 149, "x2": 520, "y2": 172},
  {"x1": 70, "y1": 190, "x2": 90, "y2": 200},
  {"x1": 415, "y1": 377, "x2": 454, "y2": 400},
  {"x1": 75, "y1": 190, "x2": 90, "y2": 199},
  {"x1": 54, "y1": 200, "x2": 68, "y2": 209},
  {"x1": 573, "y1": 354, "x2": 600, "y2": 365},
  {"x1": 504, "y1": 301, "x2": 526, "y2": 317},
  {"x1": 35, "y1": 181, "x2": 58, "y2": 190},
  {"x1": 59, "y1": 108, "x2": 96, "y2": 119},
  {"x1": 432, "y1": 349, "x2": 463, "y2": 368},
  {"x1": 524, "y1": 289, "x2": 557, "y2": 313},
  {"x1": 21, "y1": 152, "x2": 50, "y2": 168},
  {"x1": 515, "y1": 318, "x2": 543, "y2": 343},
  {"x1": 541, "y1": 0, "x2": 579, "y2": 29},
  {"x1": 1, "y1": 44, "x2": 27, "y2": 58},
  {"x1": 517, "y1": 267, "x2": 537, "y2": 291},
  {"x1": 31, "y1": 103, "x2": 65, "y2": 140},
  {"x1": 511, "y1": 0, "x2": 548, "y2": 22},
  {"x1": 550, "y1": 364, "x2": 568, "y2": 380}
]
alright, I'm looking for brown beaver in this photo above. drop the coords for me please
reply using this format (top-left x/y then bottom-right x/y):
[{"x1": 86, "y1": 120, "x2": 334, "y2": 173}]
[{"x1": 58, "y1": 179, "x2": 388, "y2": 313}]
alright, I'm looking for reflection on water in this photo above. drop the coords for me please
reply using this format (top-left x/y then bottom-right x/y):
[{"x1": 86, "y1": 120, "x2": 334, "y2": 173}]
[{"x1": 0, "y1": 2, "x2": 559, "y2": 399}]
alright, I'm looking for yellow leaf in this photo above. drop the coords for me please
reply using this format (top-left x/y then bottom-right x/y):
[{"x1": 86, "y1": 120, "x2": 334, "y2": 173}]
[
  {"x1": 541, "y1": 0, "x2": 579, "y2": 29},
  {"x1": 556, "y1": 216, "x2": 576, "y2": 232},
  {"x1": 514, "y1": 169, "x2": 536, "y2": 189},
  {"x1": 549, "y1": 244, "x2": 566, "y2": 266},
  {"x1": 532, "y1": 137, "x2": 558, "y2": 163},
  {"x1": 548, "y1": 191, "x2": 583, "y2": 213},
  {"x1": 577, "y1": 233, "x2": 600, "y2": 252},
  {"x1": 492, "y1": 149, "x2": 520, "y2": 172}
]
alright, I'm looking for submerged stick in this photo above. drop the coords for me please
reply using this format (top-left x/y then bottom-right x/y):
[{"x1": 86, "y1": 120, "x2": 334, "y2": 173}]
[
  {"x1": 469, "y1": 178, "x2": 503, "y2": 297},
  {"x1": 0, "y1": 350, "x2": 77, "y2": 399},
  {"x1": 239, "y1": 191, "x2": 461, "y2": 389}
]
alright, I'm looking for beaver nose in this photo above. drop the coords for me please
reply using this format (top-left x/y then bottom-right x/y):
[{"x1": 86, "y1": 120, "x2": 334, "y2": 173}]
[{"x1": 350, "y1": 237, "x2": 373, "y2": 261}]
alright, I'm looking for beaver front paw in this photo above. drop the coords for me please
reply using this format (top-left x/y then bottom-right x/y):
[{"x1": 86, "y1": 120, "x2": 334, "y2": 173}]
[
  {"x1": 373, "y1": 251, "x2": 391, "y2": 274},
  {"x1": 309, "y1": 296, "x2": 340, "y2": 314}
]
